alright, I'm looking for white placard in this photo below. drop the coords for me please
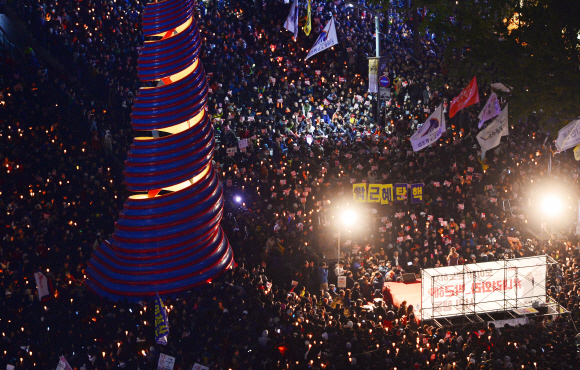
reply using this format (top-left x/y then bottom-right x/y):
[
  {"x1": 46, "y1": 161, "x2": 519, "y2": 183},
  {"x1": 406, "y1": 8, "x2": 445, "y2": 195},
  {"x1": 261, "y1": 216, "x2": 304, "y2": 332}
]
[
  {"x1": 157, "y1": 354, "x2": 176, "y2": 370},
  {"x1": 226, "y1": 147, "x2": 237, "y2": 156},
  {"x1": 238, "y1": 138, "x2": 249, "y2": 149},
  {"x1": 337, "y1": 276, "x2": 347, "y2": 288},
  {"x1": 421, "y1": 256, "x2": 547, "y2": 320},
  {"x1": 34, "y1": 272, "x2": 50, "y2": 301},
  {"x1": 192, "y1": 364, "x2": 209, "y2": 370}
]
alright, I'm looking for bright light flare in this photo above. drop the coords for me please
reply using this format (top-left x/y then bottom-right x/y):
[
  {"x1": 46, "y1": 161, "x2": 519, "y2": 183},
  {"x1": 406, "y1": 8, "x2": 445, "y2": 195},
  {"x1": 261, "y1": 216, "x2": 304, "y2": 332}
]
[
  {"x1": 341, "y1": 209, "x2": 357, "y2": 226},
  {"x1": 541, "y1": 195, "x2": 562, "y2": 216}
]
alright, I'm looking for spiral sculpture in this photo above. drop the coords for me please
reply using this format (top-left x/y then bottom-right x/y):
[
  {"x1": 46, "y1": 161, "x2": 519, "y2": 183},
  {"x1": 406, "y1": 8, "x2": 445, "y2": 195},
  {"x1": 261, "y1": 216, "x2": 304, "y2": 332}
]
[{"x1": 86, "y1": 0, "x2": 234, "y2": 301}]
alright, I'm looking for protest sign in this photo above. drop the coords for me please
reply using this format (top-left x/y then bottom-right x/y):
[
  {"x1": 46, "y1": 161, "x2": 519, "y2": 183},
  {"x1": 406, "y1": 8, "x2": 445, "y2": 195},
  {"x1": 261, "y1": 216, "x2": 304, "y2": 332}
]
[{"x1": 158, "y1": 354, "x2": 176, "y2": 370}]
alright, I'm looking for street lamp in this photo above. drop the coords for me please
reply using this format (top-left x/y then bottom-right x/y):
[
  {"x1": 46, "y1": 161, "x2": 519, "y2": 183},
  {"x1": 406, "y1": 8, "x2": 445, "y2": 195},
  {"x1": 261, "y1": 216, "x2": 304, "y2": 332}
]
[
  {"x1": 337, "y1": 209, "x2": 357, "y2": 262},
  {"x1": 541, "y1": 195, "x2": 562, "y2": 240},
  {"x1": 344, "y1": 0, "x2": 381, "y2": 125}
]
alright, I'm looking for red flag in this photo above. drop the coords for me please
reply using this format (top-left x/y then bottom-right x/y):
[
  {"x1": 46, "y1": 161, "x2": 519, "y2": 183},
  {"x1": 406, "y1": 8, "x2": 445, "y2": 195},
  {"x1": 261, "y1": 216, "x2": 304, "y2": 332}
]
[{"x1": 449, "y1": 76, "x2": 479, "y2": 118}]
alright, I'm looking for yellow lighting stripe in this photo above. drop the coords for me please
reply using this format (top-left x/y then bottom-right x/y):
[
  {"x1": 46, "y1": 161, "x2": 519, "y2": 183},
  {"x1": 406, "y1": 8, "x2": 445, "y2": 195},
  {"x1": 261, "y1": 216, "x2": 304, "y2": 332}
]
[
  {"x1": 128, "y1": 163, "x2": 211, "y2": 200},
  {"x1": 148, "y1": 16, "x2": 192, "y2": 39}
]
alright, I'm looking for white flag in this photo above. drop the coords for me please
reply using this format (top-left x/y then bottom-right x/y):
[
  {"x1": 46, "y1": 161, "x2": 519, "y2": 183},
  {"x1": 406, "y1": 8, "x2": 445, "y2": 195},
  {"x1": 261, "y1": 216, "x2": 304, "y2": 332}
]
[
  {"x1": 410, "y1": 104, "x2": 446, "y2": 151},
  {"x1": 477, "y1": 92, "x2": 501, "y2": 128},
  {"x1": 477, "y1": 104, "x2": 509, "y2": 152},
  {"x1": 284, "y1": 0, "x2": 299, "y2": 40},
  {"x1": 305, "y1": 17, "x2": 338, "y2": 61},
  {"x1": 56, "y1": 356, "x2": 73, "y2": 370},
  {"x1": 490, "y1": 82, "x2": 511, "y2": 93},
  {"x1": 555, "y1": 117, "x2": 580, "y2": 152},
  {"x1": 34, "y1": 272, "x2": 50, "y2": 301}
]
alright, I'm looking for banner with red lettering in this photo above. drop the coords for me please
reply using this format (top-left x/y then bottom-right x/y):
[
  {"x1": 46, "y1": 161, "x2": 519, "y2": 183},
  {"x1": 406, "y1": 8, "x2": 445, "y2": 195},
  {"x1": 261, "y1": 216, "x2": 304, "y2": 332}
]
[
  {"x1": 449, "y1": 76, "x2": 479, "y2": 118},
  {"x1": 421, "y1": 256, "x2": 547, "y2": 320}
]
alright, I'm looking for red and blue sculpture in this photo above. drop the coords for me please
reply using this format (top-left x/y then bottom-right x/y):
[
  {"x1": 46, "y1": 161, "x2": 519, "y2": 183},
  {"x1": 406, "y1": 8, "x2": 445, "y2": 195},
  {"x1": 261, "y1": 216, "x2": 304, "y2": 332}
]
[{"x1": 86, "y1": 0, "x2": 234, "y2": 300}]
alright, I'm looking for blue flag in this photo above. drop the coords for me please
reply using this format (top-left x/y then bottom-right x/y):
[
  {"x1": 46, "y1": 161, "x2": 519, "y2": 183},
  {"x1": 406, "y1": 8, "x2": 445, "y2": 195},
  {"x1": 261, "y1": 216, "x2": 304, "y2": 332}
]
[{"x1": 155, "y1": 293, "x2": 169, "y2": 345}]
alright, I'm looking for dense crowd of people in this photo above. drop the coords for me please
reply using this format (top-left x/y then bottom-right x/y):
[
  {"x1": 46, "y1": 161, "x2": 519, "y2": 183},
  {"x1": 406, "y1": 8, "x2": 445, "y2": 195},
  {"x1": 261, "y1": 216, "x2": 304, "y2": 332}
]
[{"x1": 1, "y1": 0, "x2": 580, "y2": 369}]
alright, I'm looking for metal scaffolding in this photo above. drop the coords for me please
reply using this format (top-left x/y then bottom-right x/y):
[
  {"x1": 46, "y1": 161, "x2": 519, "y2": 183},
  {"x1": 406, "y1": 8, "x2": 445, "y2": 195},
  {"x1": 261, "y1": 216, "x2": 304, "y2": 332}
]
[{"x1": 420, "y1": 255, "x2": 566, "y2": 328}]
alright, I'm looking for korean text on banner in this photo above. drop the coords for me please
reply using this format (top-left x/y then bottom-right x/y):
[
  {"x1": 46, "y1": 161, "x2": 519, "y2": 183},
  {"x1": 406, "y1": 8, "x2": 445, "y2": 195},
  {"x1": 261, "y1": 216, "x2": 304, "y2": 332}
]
[
  {"x1": 155, "y1": 293, "x2": 170, "y2": 345},
  {"x1": 449, "y1": 76, "x2": 479, "y2": 118},
  {"x1": 421, "y1": 256, "x2": 547, "y2": 320},
  {"x1": 380, "y1": 184, "x2": 393, "y2": 204},
  {"x1": 305, "y1": 17, "x2": 338, "y2": 61},
  {"x1": 410, "y1": 104, "x2": 446, "y2": 151},
  {"x1": 477, "y1": 104, "x2": 509, "y2": 152},
  {"x1": 393, "y1": 183, "x2": 407, "y2": 202},
  {"x1": 410, "y1": 183, "x2": 424, "y2": 204},
  {"x1": 366, "y1": 184, "x2": 382, "y2": 203},
  {"x1": 351, "y1": 184, "x2": 396, "y2": 204},
  {"x1": 353, "y1": 183, "x2": 367, "y2": 202}
]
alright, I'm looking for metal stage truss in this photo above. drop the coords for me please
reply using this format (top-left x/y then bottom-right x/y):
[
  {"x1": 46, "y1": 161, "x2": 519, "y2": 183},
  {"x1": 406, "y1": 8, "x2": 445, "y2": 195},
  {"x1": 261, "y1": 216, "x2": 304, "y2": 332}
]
[{"x1": 420, "y1": 256, "x2": 568, "y2": 328}]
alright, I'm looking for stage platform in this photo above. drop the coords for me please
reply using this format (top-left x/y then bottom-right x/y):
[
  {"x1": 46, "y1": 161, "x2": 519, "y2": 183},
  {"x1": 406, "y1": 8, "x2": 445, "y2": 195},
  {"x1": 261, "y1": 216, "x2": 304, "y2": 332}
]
[
  {"x1": 383, "y1": 280, "x2": 569, "y2": 327},
  {"x1": 385, "y1": 280, "x2": 422, "y2": 320}
]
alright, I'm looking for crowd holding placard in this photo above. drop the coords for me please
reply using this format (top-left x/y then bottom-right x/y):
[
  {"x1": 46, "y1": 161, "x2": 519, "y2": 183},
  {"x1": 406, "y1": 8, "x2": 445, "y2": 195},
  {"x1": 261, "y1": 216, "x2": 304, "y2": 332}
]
[{"x1": 1, "y1": 0, "x2": 580, "y2": 369}]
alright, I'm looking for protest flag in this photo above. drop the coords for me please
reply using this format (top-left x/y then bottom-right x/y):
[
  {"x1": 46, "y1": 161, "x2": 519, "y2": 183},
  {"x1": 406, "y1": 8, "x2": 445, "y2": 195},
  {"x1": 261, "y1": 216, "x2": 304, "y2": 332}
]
[
  {"x1": 284, "y1": 0, "x2": 300, "y2": 40},
  {"x1": 56, "y1": 356, "x2": 73, "y2": 370},
  {"x1": 477, "y1": 92, "x2": 501, "y2": 128},
  {"x1": 305, "y1": 17, "x2": 338, "y2": 61},
  {"x1": 477, "y1": 104, "x2": 509, "y2": 152},
  {"x1": 304, "y1": 0, "x2": 312, "y2": 36},
  {"x1": 155, "y1": 292, "x2": 170, "y2": 345},
  {"x1": 34, "y1": 271, "x2": 51, "y2": 301},
  {"x1": 449, "y1": 76, "x2": 479, "y2": 118},
  {"x1": 410, "y1": 104, "x2": 446, "y2": 151},
  {"x1": 555, "y1": 117, "x2": 580, "y2": 152}
]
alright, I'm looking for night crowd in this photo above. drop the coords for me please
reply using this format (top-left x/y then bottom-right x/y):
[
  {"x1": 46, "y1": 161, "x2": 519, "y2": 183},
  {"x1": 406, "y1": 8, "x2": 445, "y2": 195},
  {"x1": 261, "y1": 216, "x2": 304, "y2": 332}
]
[{"x1": 1, "y1": 0, "x2": 580, "y2": 369}]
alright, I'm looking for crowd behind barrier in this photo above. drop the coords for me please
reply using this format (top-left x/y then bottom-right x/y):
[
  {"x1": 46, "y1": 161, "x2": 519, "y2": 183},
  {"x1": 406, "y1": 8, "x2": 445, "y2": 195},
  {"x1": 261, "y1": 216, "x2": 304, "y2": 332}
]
[{"x1": 1, "y1": 0, "x2": 580, "y2": 369}]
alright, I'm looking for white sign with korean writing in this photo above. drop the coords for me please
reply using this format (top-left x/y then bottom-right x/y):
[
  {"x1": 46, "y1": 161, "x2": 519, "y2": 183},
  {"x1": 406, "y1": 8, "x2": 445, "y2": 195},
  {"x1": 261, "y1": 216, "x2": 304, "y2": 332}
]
[
  {"x1": 157, "y1": 354, "x2": 176, "y2": 370},
  {"x1": 421, "y1": 256, "x2": 546, "y2": 320}
]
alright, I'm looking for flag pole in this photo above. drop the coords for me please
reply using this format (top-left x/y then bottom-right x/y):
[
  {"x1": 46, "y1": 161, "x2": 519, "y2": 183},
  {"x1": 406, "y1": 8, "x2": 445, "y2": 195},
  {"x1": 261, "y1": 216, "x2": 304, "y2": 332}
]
[
  {"x1": 375, "y1": 14, "x2": 381, "y2": 127},
  {"x1": 344, "y1": 0, "x2": 382, "y2": 127}
]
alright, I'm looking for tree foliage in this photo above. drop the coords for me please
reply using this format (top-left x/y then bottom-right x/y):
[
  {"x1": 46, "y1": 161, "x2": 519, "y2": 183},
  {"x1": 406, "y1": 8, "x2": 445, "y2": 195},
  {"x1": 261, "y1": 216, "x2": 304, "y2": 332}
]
[{"x1": 378, "y1": 0, "x2": 580, "y2": 128}]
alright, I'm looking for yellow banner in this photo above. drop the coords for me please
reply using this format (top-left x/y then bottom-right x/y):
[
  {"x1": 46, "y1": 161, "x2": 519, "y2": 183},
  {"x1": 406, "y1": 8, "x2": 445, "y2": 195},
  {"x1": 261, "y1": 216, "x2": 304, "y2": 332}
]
[
  {"x1": 367, "y1": 184, "x2": 382, "y2": 203},
  {"x1": 304, "y1": 0, "x2": 312, "y2": 36},
  {"x1": 380, "y1": 184, "x2": 393, "y2": 204},
  {"x1": 353, "y1": 183, "x2": 366, "y2": 202},
  {"x1": 352, "y1": 183, "x2": 423, "y2": 204}
]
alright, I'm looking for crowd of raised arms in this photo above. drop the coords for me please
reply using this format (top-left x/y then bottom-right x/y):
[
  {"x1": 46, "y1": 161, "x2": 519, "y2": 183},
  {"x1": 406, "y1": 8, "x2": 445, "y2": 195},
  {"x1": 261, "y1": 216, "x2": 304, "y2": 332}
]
[{"x1": 1, "y1": 0, "x2": 580, "y2": 369}]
